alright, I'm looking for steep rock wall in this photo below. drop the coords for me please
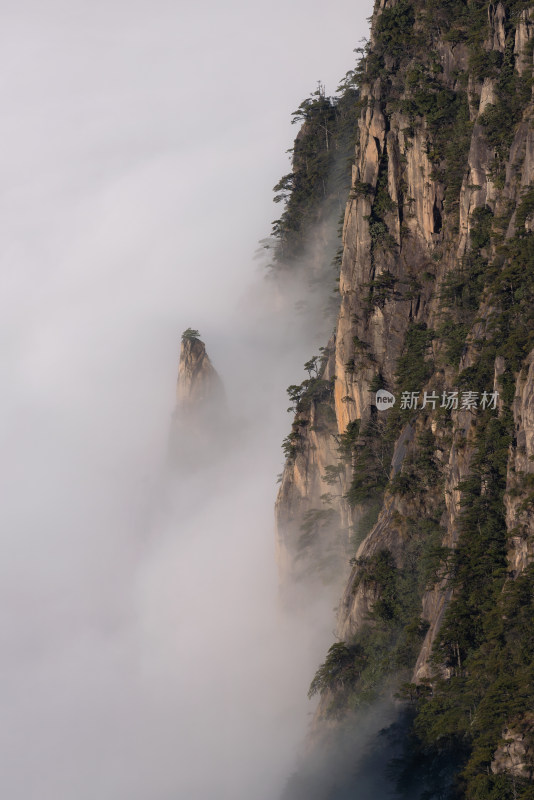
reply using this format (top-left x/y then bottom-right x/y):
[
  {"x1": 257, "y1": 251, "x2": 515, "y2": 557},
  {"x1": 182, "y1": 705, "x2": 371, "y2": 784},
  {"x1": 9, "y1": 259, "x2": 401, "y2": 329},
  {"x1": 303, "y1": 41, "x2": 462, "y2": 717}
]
[{"x1": 275, "y1": 0, "x2": 534, "y2": 792}]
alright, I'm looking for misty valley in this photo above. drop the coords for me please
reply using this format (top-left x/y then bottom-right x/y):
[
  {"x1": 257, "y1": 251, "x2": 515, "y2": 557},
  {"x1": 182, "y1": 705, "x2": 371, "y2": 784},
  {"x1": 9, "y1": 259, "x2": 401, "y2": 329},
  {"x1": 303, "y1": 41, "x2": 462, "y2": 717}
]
[{"x1": 3, "y1": 1, "x2": 534, "y2": 799}]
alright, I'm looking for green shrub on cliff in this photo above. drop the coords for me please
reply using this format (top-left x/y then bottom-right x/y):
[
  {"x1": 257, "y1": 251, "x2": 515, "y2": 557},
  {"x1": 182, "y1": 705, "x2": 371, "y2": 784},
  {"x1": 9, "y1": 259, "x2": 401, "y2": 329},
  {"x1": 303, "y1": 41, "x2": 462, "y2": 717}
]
[
  {"x1": 345, "y1": 416, "x2": 392, "y2": 507},
  {"x1": 516, "y1": 186, "x2": 534, "y2": 231},
  {"x1": 181, "y1": 327, "x2": 200, "y2": 341},
  {"x1": 479, "y1": 37, "x2": 532, "y2": 185},
  {"x1": 365, "y1": 270, "x2": 399, "y2": 310},
  {"x1": 308, "y1": 642, "x2": 366, "y2": 700},
  {"x1": 374, "y1": 0, "x2": 416, "y2": 62},
  {"x1": 313, "y1": 534, "x2": 437, "y2": 714},
  {"x1": 268, "y1": 80, "x2": 360, "y2": 266},
  {"x1": 390, "y1": 429, "x2": 442, "y2": 497},
  {"x1": 395, "y1": 322, "x2": 435, "y2": 393}
]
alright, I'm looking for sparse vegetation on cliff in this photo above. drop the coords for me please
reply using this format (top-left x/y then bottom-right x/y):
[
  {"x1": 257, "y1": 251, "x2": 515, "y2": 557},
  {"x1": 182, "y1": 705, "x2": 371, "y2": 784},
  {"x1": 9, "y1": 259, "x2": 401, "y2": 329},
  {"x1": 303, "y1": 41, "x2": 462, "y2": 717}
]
[
  {"x1": 181, "y1": 327, "x2": 201, "y2": 342},
  {"x1": 268, "y1": 81, "x2": 361, "y2": 266},
  {"x1": 275, "y1": 0, "x2": 534, "y2": 796}
]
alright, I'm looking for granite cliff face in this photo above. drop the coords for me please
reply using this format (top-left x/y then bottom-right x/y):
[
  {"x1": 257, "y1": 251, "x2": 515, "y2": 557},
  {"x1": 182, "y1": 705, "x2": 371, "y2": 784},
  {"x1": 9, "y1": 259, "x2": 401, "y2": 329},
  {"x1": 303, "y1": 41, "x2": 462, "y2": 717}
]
[
  {"x1": 170, "y1": 334, "x2": 226, "y2": 470},
  {"x1": 175, "y1": 335, "x2": 224, "y2": 412},
  {"x1": 275, "y1": 1, "x2": 534, "y2": 795}
]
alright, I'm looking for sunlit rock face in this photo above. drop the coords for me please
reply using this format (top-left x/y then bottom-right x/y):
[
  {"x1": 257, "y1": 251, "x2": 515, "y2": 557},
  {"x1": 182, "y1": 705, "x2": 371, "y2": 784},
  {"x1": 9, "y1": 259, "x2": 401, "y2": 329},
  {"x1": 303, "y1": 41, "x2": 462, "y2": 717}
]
[
  {"x1": 169, "y1": 335, "x2": 228, "y2": 472},
  {"x1": 491, "y1": 714, "x2": 534, "y2": 782},
  {"x1": 176, "y1": 335, "x2": 225, "y2": 412},
  {"x1": 275, "y1": 0, "x2": 534, "y2": 791}
]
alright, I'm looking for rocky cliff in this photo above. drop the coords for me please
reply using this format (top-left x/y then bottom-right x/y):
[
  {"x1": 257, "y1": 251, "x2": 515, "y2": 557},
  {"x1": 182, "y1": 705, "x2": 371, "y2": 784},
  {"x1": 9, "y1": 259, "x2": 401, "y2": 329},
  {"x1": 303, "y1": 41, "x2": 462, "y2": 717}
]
[
  {"x1": 175, "y1": 333, "x2": 224, "y2": 412},
  {"x1": 275, "y1": 1, "x2": 534, "y2": 797},
  {"x1": 169, "y1": 332, "x2": 226, "y2": 470}
]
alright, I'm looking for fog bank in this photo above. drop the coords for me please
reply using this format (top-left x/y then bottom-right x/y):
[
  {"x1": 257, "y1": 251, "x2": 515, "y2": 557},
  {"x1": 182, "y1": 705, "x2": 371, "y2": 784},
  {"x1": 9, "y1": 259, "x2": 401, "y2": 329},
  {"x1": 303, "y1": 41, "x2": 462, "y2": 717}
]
[{"x1": 0, "y1": 1, "x2": 376, "y2": 797}]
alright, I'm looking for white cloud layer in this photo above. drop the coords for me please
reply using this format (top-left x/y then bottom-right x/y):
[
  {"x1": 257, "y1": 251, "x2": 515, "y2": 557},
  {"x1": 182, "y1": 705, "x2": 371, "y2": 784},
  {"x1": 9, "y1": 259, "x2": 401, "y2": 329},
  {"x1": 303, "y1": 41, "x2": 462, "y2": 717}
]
[{"x1": 0, "y1": 1, "x2": 373, "y2": 797}]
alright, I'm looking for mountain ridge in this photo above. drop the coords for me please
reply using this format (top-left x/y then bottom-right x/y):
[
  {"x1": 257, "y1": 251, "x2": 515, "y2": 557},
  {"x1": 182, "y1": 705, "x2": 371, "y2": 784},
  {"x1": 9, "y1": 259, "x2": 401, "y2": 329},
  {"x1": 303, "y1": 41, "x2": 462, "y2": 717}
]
[{"x1": 274, "y1": 2, "x2": 534, "y2": 796}]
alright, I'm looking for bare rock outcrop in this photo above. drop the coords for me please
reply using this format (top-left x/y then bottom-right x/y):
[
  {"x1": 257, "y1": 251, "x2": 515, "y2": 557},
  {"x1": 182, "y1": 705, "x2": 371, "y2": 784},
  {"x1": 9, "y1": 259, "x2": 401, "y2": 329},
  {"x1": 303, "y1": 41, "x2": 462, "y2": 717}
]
[
  {"x1": 169, "y1": 333, "x2": 227, "y2": 471},
  {"x1": 176, "y1": 334, "x2": 225, "y2": 412}
]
